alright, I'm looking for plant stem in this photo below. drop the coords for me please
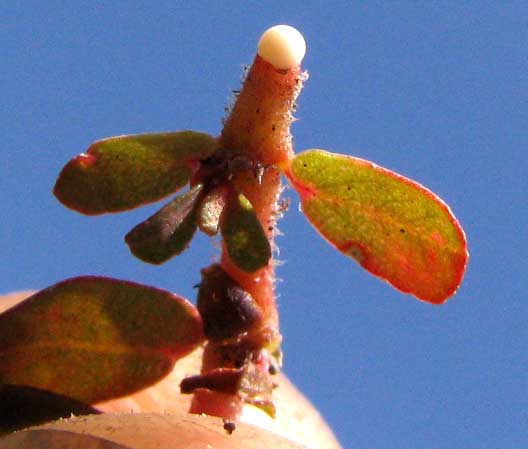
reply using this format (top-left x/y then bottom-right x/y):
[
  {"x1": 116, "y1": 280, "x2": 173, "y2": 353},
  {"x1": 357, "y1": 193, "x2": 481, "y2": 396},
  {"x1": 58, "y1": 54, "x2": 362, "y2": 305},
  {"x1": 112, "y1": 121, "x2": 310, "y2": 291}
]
[{"x1": 189, "y1": 56, "x2": 306, "y2": 419}]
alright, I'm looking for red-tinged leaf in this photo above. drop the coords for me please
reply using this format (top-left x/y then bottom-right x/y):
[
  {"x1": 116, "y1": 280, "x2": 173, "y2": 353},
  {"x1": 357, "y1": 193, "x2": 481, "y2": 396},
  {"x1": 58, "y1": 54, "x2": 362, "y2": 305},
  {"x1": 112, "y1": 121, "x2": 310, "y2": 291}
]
[
  {"x1": 220, "y1": 190, "x2": 271, "y2": 272},
  {"x1": 54, "y1": 131, "x2": 218, "y2": 215},
  {"x1": 0, "y1": 276, "x2": 204, "y2": 404},
  {"x1": 125, "y1": 185, "x2": 203, "y2": 265},
  {"x1": 286, "y1": 150, "x2": 468, "y2": 304}
]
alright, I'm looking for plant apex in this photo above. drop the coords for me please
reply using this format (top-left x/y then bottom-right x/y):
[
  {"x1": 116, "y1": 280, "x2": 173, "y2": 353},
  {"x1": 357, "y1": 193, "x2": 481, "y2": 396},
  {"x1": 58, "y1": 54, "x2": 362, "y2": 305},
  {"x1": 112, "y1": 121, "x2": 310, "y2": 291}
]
[{"x1": 257, "y1": 25, "x2": 306, "y2": 70}]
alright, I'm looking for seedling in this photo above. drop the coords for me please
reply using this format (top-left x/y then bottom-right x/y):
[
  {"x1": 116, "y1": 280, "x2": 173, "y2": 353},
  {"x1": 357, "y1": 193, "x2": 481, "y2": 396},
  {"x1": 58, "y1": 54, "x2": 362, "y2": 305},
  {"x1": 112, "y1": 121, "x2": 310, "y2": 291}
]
[{"x1": 0, "y1": 25, "x2": 468, "y2": 432}]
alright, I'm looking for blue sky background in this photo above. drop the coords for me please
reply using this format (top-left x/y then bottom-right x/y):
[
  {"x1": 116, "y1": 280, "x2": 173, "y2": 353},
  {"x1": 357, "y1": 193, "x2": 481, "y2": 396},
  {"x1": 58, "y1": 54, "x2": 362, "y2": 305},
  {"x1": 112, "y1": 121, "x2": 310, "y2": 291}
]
[{"x1": 2, "y1": 2, "x2": 526, "y2": 448}]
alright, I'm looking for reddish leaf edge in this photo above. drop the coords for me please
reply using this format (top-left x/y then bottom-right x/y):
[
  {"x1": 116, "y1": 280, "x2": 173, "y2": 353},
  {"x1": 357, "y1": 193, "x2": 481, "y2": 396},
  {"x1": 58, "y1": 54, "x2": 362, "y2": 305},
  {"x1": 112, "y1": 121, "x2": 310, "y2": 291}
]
[
  {"x1": 53, "y1": 159, "x2": 198, "y2": 216},
  {"x1": 284, "y1": 154, "x2": 469, "y2": 305},
  {"x1": 53, "y1": 132, "x2": 215, "y2": 216}
]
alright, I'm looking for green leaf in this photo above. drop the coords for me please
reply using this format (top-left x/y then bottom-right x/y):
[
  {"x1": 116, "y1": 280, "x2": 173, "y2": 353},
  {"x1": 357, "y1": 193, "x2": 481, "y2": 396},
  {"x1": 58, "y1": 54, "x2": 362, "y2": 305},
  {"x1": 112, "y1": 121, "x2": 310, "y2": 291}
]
[
  {"x1": 287, "y1": 150, "x2": 468, "y2": 304},
  {"x1": 125, "y1": 185, "x2": 203, "y2": 265},
  {"x1": 0, "y1": 385, "x2": 100, "y2": 435},
  {"x1": 54, "y1": 131, "x2": 218, "y2": 215},
  {"x1": 0, "y1": 276, "x2": 204, "y2": 404},
  {"x1": 220, "y1": 191, "x2": 271, "y2": 272}
]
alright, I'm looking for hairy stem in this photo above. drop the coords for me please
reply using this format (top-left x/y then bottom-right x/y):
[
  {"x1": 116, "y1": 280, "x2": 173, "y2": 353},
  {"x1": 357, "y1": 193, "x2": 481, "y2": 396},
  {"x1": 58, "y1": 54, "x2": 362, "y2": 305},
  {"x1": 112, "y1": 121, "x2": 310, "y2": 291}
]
[{"x1": 189, "y1": 56, "x2": 306, "y2": 418}]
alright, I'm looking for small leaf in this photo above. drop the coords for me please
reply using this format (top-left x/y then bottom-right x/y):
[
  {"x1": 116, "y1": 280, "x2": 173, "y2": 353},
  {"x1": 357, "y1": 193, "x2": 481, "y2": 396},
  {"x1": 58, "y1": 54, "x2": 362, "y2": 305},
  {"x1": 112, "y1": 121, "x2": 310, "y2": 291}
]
[
  {"x1": 198, "y1": 186, "x2": 228, "y2": 236},
  {"x1": 180, "y1": 368, "x2": 243, "y2": 395},
  {"x1": 54, "y1": 131, "x2": 218, "y2": 215},
  {"x1": 0, "y1": 276, "x2": 204, "y2": 404},
  {"x1": 287, "y1": 150, "x2": 468, "y2": 304},
  {"x1": 220, "y1": 190, "x2": 271, "y2": 272},
  {"x1": 0, "y1": 385, "x2": 100, "y2": 435},
  {"x1": 125, "y1": 185, "x2": 203, "y2": 264}
]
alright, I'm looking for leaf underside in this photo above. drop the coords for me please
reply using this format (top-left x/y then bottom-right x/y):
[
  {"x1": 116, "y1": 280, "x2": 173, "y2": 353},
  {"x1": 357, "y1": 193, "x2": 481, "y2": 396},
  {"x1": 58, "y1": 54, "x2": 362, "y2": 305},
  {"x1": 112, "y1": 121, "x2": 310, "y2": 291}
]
[
  {"x1": 125, "y1": 185, "x2": 203, "y2": 264},
  {"x1": 288, "y1": 150, "x2": 468, "y2": 304},
  {"x1": 54, "y1": 131, "x2": 218, "y2": 215},
  {"x1": 0, "y1": 276, "x2": 204, "y2": 404}
]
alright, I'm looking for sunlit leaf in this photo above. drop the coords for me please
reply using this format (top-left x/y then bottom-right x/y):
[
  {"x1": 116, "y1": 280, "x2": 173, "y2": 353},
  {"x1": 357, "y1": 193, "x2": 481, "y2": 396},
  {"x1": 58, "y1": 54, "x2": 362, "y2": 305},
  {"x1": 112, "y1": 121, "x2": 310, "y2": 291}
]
[
  {"x1": 287, "y1": 150, "x2": 468, "y2": 304},
  {"x1": 0, "y1": 276, "x2": 204, "y2": 404},
  {"x1": 0, "y1": 385, "x2": 99, "y2": 435},
  {"x1": 125, "y1": 185, "x2": 203, "y2": 264},
  {"x1": 220, "y1": 191, "x2": 271, "y2": 272},
  {"x1": 54, "y1": 131, "x2": 218, "y2": 215}
]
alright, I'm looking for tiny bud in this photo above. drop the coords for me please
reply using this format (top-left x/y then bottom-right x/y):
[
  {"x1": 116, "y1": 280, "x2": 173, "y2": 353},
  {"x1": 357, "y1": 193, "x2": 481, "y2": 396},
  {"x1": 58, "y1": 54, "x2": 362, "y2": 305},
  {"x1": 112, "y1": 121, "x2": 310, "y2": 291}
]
[
  {"x1": 197, "y1": 264, "x2": 263, "y2": 341},
  {"x1": 257, "y1": 25, "x2": 306, "y2": 70}
]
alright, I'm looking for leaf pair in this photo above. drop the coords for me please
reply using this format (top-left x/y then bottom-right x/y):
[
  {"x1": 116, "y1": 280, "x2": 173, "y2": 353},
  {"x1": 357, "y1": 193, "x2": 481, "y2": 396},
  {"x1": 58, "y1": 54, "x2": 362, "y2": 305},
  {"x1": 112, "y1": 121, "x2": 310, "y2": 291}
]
[
  {"x1": 56, "y1": 132, "x2": 272, "y2": 273},
  {"x1": 125, "y1": 183, "x2": 271, "y2": 271},
  {"x1": 55, "y1": 132, "x2": 468, "y2": 303}
]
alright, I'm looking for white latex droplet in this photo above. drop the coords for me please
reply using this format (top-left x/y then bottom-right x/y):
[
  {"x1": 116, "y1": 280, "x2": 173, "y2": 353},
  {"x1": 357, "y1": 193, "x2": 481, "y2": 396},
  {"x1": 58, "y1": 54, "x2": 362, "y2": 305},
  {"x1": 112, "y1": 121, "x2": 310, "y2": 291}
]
[{"x1": 257, "y1": 25, "x2": 306, "y2": 70}]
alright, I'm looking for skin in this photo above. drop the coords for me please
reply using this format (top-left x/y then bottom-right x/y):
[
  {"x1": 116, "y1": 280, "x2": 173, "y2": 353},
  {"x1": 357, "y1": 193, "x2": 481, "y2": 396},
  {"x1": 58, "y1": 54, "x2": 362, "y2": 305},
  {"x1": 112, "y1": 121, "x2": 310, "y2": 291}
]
[{"x1": 0, "y1": 292, "x2": 342, "y2": 449}]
